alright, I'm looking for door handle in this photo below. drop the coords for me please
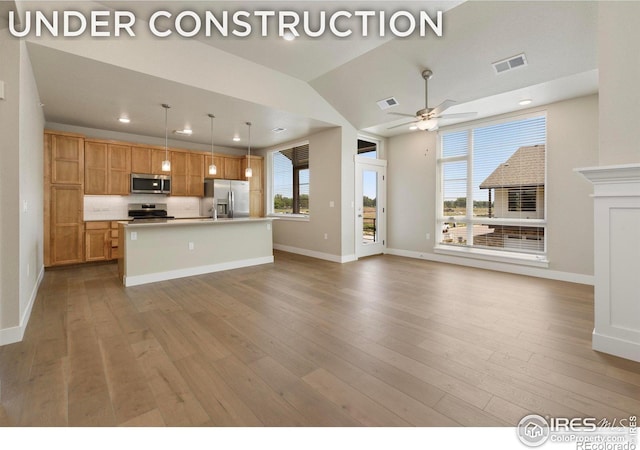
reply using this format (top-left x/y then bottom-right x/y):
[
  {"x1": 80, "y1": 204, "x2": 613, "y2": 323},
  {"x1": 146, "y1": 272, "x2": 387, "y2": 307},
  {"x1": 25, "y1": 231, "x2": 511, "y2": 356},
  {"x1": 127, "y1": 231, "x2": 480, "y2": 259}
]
[{"x1": 358, "y1": 214, "x2": 363, "y2": 217}]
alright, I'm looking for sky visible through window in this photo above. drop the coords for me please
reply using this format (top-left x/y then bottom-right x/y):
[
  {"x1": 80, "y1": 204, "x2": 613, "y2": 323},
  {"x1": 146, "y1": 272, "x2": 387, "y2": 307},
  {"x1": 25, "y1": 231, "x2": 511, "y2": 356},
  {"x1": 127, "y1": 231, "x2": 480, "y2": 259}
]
[{"x1": 442, "y1": 116, "x2": 546, "y2": 208}]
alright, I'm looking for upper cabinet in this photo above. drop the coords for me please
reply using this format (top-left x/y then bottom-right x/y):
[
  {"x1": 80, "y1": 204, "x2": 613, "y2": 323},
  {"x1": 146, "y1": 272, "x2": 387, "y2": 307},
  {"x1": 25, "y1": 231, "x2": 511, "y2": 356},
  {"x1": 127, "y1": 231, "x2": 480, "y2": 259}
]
[
  {"x1": 224, "y1": 157, "x2": 243, "y2": 180},
  {"x1": 46, "y1": 132, "x2": 84, "y2": 185},
  {"x1": 84, "y1": 141, "x2": 131, "y2": 195},
  {"x1": 131, "y1": 146, "x2": 170, "y2": 175},
  {"x1": 204, "y1": 154, "x2": 226, "y2": 179},
  {"x1": 171, "y1": 151, "x2": 204, "y2": 196}
]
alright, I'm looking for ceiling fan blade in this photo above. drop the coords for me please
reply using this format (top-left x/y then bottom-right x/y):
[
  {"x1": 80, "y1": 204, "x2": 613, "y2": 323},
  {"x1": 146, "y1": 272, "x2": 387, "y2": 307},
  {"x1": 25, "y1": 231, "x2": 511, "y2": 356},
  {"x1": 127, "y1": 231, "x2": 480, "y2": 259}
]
[
  {"x1": 387, "y1": 121, "x2": 416, "y2": 130},
  {"x1": 429, "y1": 99, "x2": 456, "y2": 118},
  {"x1": 387, "y1": 112, "x2": 417, "y2": 118},
  {"x1": 437, "y1": 112, "x2": 478, "y2": 120}
]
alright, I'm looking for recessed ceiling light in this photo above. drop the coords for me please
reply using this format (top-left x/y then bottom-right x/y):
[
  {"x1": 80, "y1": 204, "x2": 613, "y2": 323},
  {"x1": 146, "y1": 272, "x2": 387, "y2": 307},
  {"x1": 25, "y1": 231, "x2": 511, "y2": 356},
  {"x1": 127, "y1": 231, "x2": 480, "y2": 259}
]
[
  {"x1": 409, "y1": 125, "x2": 418, "y2": 131},
  {"x1": 233, "y1": 136, "x2": 241, "y2": 142},
  {"x1": 518, "y1": 99, "x2": 533, "y2": 106},
  {"x1": 173, "y1": 129, "x2": 193, "y2": 136},
  {"x1": 283, "y1": 32, "x2": 296, "y2": 41},
  {"x1": 118, "y1": 117, "x2": 130, "y2": 123}
]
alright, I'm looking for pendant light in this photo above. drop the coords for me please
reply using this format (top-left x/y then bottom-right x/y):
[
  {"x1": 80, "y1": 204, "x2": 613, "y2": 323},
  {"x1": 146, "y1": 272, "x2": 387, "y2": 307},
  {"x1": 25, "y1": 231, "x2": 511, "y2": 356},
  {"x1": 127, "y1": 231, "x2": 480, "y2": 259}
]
[
  {"x1": 245, "y1": 121, "x2": 253, "y2": 178},
  {"x1": 208, "y1": 113, "x2": 217, "y2": 176},
  {"x1": 161, "y1": 103, "x2": 171, "y2": 172}
]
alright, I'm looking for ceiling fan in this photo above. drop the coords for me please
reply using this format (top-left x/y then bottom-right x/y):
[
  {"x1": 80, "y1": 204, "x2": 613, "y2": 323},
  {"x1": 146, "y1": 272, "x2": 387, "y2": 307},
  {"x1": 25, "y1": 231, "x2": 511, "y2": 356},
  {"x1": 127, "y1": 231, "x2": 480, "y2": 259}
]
[{"x1": 388, "y1": 69, "x2": 477, "y2": 131}]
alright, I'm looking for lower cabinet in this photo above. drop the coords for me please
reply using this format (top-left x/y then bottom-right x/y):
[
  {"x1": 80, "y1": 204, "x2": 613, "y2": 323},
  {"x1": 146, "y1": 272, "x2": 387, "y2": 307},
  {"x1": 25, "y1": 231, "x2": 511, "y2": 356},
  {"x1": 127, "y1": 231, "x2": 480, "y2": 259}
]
[
  {"x1": 85, "y1": 222, "x2": 110, "y2": 262},
  {"x1": 85, "y1": 221, "x2": 121, "y2": 262}
]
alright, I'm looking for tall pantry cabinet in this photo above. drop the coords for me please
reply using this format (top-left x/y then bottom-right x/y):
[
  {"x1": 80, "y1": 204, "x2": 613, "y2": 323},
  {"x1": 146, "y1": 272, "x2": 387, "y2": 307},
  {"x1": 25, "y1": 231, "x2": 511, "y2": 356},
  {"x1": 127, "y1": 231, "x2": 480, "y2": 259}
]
[{"x1": 44, "y1": 130, "x2": 85, "y2": 267}]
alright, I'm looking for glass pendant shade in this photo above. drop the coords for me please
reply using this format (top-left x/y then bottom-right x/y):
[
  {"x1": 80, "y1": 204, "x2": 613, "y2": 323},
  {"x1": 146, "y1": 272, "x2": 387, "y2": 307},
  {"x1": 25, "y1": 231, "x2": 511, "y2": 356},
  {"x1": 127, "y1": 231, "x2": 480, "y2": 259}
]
[
  {"x1": 245, "y1": 121, "x2": 253, "y2": 178},
  {"x1": 162, "y1": 103, "x2": 171, "y2": 171},
  {"x1": 208, "y1": 113, "x2": 217, "y2": 176}
]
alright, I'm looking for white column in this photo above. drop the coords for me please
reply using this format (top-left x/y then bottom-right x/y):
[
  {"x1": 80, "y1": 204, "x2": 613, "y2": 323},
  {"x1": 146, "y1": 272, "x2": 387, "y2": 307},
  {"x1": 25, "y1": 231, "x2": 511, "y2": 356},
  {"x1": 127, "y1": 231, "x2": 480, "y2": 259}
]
[{"x1": 575, "y1": 164, "x2": 640, "y2": 362}]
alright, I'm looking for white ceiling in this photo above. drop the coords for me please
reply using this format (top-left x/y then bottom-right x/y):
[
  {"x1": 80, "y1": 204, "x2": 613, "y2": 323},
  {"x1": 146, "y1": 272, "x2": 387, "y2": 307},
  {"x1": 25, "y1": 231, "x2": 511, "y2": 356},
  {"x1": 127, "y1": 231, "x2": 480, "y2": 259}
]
[{"x1": 17, "y1": 1, "x2": 599, "y2": 147}]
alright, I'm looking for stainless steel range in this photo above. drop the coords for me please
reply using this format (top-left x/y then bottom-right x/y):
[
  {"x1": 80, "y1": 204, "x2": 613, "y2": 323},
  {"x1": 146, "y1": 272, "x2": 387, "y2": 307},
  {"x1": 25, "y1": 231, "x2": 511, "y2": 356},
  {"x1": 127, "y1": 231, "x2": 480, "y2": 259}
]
[{"x1": 128, "y1": 203, "x2": 174, "y2": 222}]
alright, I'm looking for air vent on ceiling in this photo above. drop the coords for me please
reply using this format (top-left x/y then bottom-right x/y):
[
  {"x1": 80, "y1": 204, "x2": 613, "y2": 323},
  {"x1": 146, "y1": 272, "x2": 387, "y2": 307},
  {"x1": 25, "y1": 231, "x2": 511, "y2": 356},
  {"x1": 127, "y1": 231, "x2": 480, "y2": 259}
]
[
  {"x1": 492, "y1": 53, "x2": 528, "y2": 74},
  {"x1": 377, "y1": 97, "x2": 399, "y2": 110},
  {"x1": 271, "y1": 127, "x2": 287, "y2": 133}
]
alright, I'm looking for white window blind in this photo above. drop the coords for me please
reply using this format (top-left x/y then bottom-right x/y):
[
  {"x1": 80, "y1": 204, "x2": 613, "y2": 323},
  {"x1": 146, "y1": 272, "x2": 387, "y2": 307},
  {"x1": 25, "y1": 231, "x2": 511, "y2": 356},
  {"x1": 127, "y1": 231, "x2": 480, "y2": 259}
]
[
  {"x1": 439, "y1": 115, "x2": 547, "y2": 256},
  {"x1": 272, "y1": 143, "x2": 309, "y2": 216}
]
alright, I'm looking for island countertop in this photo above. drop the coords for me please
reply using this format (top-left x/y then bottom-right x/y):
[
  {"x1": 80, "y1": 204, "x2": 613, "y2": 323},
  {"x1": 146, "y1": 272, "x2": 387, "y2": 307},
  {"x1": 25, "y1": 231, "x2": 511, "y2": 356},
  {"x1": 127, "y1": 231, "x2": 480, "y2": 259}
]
[{"x1": 119, "y1": 217, "x2": 273, "y2": 228}]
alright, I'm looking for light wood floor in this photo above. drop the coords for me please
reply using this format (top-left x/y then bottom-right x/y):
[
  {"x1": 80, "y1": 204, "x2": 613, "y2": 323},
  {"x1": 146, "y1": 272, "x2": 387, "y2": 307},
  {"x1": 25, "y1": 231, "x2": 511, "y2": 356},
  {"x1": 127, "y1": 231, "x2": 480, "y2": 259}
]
[{"x1": 1, "y1": 251, "x2": 639, "y2": 427}]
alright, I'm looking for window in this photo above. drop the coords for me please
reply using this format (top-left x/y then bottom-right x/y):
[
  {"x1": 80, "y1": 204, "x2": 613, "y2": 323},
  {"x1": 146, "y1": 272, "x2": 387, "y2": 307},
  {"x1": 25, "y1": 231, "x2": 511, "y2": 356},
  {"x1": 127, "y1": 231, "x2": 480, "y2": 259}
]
[
  {"x1": 508, "y1": 187, "x2": 537, "y2": 212},
  {"x1": 437, "y1": 114, "x2": 547, "y2": 261},
  {"x1": 271, "y1": 143, "x2": 309, "y2": 216},
  {"x1": 358, "y1": 138, "x2": 378, "y2": 159}
]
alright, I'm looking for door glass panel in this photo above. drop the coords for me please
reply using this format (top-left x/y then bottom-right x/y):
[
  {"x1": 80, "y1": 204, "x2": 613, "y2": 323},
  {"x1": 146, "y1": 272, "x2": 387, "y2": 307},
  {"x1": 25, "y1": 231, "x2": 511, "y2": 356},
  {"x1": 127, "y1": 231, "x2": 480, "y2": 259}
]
[{"x1": 363, "y1": 170, "x2": 378, "y2": 244}]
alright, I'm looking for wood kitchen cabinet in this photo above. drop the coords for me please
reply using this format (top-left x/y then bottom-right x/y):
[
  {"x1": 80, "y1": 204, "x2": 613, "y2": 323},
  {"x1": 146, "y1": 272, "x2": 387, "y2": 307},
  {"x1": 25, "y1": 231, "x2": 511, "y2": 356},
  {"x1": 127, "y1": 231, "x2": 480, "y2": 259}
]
[
  {"x1": 44, "y1": 130, "x2": 85, "y2": 267},
  {"x1": 46, "y1": 131, "x2": 84, "y2": 185},
  {"x1": 131, "y1": 146, "x2": 170, "y2": 175},
  {"x1": 84, "y1": 141, "x2": 131, "y2": 195},
  {"x1": 85, "y1": 221, "x2": 110, "y2": 262},
  {"x1": 244, "y1": 156, "x2": 264, "y2": 217},
  {"x1": 223, "y1": 157, "x2": 243, "y2": 180},
  {"x1": 171, "y1": 151, "x2": 204, "y2": 196},
  {"x1": 204, "y1": 154, "x2": 225, "y2": 179},
  {"x1": 49, "y1": 185, "x2": 84, "y2": 265}
]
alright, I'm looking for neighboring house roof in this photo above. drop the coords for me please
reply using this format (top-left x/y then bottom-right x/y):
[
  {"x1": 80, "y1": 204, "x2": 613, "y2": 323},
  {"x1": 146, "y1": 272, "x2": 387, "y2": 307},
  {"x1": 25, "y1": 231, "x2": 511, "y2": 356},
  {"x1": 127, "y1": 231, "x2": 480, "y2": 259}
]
[{"x1": 479, "y1": 145, "x2": 545, "y2": 189}]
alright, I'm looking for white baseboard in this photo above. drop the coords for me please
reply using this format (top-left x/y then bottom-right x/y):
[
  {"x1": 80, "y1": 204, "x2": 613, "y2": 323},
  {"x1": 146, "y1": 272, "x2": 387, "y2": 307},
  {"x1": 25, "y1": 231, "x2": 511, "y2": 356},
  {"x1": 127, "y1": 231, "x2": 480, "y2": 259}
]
[
  {"x1": 593, "y1": 331, "x2": 640, "y2": 363},
  {"x1": 0, "y1": 265, "x2": 44, "y2": 346},
  {"x1": 124, "y1": 256, "x2": 274, "y2": 287},
  {"x1": 385, "y1": 248, "x2": 594, "y2": 285},
  {"x1": 273, "y1": 244, "x2": 356, "y2": 263}
]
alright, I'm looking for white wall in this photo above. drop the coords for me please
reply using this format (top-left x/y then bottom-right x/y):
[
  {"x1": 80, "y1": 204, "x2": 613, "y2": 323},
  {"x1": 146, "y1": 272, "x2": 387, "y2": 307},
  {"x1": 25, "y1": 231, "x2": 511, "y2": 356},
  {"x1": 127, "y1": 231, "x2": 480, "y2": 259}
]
[
  {"x1": 265, "y1": 127, "x2": 347, "y2": 260},
  {"x1": 598, "y1": 2, "x2": 640, "y2": 165},
  {"x1": 18, "y1": 40, "x2": 45, "y2": 320},
  {"x1": 0, "y1": 37, "x2": 21, "y2": 333},
  {"x1": 0, "y1": 37, "x2": 45, "y2": 343},
  {"x1": 387, "y1": 94, "x2": 599, "y2": 281}
]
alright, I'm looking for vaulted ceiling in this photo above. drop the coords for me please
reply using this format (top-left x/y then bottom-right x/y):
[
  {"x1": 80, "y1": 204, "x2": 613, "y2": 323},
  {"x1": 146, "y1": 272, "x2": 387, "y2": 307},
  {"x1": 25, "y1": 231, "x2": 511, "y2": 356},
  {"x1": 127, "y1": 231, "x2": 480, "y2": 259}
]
[{"x1": 6, "y1": 1, "x2": 599, "y2": 148}]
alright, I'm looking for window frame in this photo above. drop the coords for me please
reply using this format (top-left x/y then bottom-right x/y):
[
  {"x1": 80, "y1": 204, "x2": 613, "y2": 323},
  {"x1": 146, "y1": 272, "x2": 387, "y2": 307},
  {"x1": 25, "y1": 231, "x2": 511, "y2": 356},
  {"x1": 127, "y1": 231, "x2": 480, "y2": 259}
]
[
  {"x1": 266, "y1": 140, "x2": 310, "y2": 221},
  {"x1": 435, "y1": 111, "x2": 549, "y2": 267}
]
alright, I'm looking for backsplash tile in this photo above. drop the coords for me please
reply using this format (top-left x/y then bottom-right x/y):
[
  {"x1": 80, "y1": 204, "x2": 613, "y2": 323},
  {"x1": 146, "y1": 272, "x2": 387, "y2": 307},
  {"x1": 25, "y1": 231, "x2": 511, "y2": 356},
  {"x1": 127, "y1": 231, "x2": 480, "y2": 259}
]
[{"x1": 84, "y1": 195, "x2": 202, "y2": 221}]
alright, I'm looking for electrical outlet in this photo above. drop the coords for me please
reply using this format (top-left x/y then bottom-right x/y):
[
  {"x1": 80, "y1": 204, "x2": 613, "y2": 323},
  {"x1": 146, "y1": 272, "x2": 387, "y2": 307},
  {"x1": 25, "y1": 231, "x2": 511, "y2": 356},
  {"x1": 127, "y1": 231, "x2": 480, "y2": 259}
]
[
  {"x1": 23, "y1": 200, "x2": 28, "y2": 213},
  {"x1": 188, "y1": 242, "x2": 195, "y2": 250},
  {"x1": 329, "y1": 201, "x2": 335, "y2": 208},
  {"x1": 131, "y1": 232, "x2": 137, "y2": 241},
  {"x1": 324, "y1": 233, "x2": 328, "y2": 240}
]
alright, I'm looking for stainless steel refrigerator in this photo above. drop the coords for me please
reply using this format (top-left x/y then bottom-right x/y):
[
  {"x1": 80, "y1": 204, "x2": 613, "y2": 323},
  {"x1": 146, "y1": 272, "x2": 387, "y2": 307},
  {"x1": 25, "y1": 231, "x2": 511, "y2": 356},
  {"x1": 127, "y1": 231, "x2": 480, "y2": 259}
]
[{"x1": 200, "y1": 179, "x2": 250, "y2": 218}]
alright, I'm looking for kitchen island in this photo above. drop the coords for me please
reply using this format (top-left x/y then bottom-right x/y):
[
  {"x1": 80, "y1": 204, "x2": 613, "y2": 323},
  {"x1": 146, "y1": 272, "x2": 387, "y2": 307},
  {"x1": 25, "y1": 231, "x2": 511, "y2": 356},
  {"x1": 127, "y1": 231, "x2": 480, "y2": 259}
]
[{"x1": 118, "y1": 218, "x2": 273, "y2": 287}]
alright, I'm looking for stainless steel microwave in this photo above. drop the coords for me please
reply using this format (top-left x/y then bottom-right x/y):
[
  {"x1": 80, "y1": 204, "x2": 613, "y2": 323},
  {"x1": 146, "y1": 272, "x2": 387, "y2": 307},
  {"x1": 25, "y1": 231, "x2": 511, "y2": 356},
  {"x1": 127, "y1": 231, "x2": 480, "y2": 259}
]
[{"x1": 130, "y1": 174, "x2": 171, "y2": 194}]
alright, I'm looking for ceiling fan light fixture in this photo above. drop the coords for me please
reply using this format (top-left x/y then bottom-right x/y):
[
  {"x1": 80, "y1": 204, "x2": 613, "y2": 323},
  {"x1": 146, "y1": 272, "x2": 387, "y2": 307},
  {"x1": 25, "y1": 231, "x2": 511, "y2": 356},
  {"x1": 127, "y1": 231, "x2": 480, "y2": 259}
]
[
  {"x1": 409, "y1": 125, "x2": 418, "y2": 131},
  {"x1": 416, "y1": 119, "x2": 437, "y2": 131}
]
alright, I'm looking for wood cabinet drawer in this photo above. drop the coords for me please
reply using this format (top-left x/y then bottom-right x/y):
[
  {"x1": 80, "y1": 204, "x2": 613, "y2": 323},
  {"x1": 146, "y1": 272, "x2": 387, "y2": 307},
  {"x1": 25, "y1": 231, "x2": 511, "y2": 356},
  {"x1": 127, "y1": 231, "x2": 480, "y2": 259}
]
[{"x1": 85, "y1": 221, "x2": 110, "y2": 230}]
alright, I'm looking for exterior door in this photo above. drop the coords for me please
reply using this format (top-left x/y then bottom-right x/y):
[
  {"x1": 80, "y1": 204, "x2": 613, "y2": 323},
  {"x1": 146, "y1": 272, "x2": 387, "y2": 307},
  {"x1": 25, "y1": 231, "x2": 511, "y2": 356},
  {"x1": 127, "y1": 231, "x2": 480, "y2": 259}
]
[{"x1": 355, "y1": 157, "x2": 387, "y2": 258}]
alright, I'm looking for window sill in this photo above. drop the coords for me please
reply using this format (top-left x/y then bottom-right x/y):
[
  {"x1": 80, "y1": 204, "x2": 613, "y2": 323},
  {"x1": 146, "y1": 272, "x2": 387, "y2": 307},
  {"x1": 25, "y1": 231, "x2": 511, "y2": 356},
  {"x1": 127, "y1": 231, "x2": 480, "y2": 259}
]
[
  {"x1": 268, "y1": 214, "x2": 310, "y2": 222},
  {"x1": 433, "y1": 245, "x2": 549, "y2": 268}
]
